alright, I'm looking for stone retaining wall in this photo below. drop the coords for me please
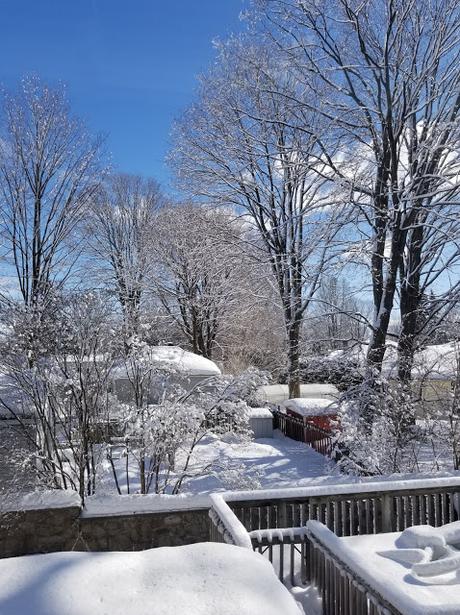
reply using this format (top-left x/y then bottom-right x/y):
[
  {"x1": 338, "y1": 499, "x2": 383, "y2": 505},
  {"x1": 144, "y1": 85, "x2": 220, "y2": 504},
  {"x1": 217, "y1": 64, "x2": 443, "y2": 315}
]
[
  {"x1": 0, "y1": 505, "x2": 81, "y2": 558},
  {"x1": 79, "y1": 508, "x2": 210, "y2": 551},
  {"x1": 0, "y1": 500, "x2": 210, "y2": 558}
]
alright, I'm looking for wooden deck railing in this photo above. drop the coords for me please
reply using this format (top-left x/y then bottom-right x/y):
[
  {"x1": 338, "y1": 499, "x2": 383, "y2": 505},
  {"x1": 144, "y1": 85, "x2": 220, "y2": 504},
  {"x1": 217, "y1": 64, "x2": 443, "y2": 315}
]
[
  {"x1": 249, "y1": 526, "x2": 309, "y2": 586},
  {"x1": 225, "y1": 479, "x2": 460, "y2": 535},
  {"x1": 209, "y1": 476, "x2": 460, "y2": 598},
  {"x1": 307, "y1": 521, "x2": 401, "y2": 615},
  {"x1": 273, "y1": 409, "x2": 334, "y2": 457},
  {"x1": 208, "y1": 494, "x2": 253, "y2": 549}
]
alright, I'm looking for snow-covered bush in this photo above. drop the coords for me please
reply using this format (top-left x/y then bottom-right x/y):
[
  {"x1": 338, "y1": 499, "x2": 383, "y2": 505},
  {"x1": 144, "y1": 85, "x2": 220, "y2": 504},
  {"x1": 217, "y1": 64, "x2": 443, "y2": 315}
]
[
  {"x1": 0, "y1": 291, "x2": 73, "y2": 365},
  {"x1": 335, "y1": 378, "x2": 424, "y2": 475},
  {"x1": 107, "y1": 340, "x2": 266, "y2": 494},
  {"x1": 0, "y1": 292, "x2": 117, "y2": 502}
]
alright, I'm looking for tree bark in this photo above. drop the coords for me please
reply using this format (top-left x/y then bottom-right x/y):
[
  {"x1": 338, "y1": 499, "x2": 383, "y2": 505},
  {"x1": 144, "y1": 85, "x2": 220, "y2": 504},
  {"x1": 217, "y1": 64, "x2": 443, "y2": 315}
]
[{"x1": 287, "y1": 320, "x2": 301, "y2": 398}]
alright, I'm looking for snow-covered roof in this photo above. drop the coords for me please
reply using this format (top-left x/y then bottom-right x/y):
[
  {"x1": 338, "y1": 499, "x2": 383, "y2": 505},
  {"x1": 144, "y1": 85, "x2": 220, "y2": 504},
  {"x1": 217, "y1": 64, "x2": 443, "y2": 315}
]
[
  {"x1": 380, "y1": 342, "x2": 458, "y2": 380},
  {"x1": 402, "y1": 343, "x2": 457, "y2": 381},
  {"x1": 247, "y1": 407, "x2": 273, "y2": 419},
  {"x1": 150, "y1": 346, "x2": 221, "y2": 376},
  {"x1": 257, "y1": 383, "x2": 339, "y2": 403},
  {"x1": 282, "y1": 397, "x2": 338, "y2": 417},
  {"x1": 112, "y1": 346, "x2": 221, "y2": 378}
]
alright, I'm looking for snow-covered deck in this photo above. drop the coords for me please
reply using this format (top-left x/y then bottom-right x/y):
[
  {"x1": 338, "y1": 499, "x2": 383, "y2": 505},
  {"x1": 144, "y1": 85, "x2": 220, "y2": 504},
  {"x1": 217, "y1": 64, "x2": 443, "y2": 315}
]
[
  {"x1": 209, "y1": 474, "x2": 460, "y2": 614},
  {"x1": 0, "y1": 543, "x2": 300, "y2": 615}
]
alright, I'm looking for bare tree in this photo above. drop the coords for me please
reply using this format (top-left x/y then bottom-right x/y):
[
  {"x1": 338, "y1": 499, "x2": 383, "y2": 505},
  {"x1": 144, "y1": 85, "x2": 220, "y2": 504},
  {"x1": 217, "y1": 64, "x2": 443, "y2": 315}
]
[
  {"x1": 87, "y1": 173, "x2": 162, "y2": 340},
  {"x1": 307, "y1": 276, "x2": 370, "y2": 352},
  {"x1": 170, "y1": 39, "x2": 344, "y2": 396},
  {"x1": 0, "y1": 77, "x2": 103, "y2": 317},
  {"x1": 259, "y1": 0, "x2": 460, "y2": 385},
  {"x1": 151, "y1": 203, "x2": 248, "y2": 360}
]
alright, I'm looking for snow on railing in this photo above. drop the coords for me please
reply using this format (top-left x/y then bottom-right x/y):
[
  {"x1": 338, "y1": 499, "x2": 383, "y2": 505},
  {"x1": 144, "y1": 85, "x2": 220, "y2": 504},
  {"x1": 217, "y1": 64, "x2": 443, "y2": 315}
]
[
  {"x1": 208, "y1": 494, "x2": 252, "y2": 549},
  {"x1": 221, "y1": 472, "x2": 460, "y2": 504},
  {"x1": 249, "y1": 526, "x2": 309, "y2": 585},
  {"x1": 307, "y1": 520, "x2": 400, "y2": 615},
  {"x1": 249, "y1": 526, "x2": 308, "y2": 543},
  {"x1": 209, "y1": 474, "x2": 460, "y2": 593},
  {"x1": 0, "y1": 489, "x2": 82, "y2": 513},
  {"x1": 229, "y1": 477, "x2": 460, "y2": 537}
]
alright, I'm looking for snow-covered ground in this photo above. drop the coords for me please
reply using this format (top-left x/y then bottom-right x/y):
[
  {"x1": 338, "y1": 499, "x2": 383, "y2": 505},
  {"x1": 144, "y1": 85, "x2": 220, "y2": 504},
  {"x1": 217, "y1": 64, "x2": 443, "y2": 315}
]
[
  {"x1": 98, "y1": 431, "x2": 337, "y2": 496},
  {"x1": 0, "y1": 543, "x2": 301, "y2": 615}
]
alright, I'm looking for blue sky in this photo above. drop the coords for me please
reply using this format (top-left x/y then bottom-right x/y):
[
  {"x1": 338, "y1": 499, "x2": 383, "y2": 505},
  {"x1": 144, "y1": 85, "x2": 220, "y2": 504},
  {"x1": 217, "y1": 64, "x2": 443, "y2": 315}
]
[{"x1": 0, "y1": 0, "x2": 246, "y2": 188}]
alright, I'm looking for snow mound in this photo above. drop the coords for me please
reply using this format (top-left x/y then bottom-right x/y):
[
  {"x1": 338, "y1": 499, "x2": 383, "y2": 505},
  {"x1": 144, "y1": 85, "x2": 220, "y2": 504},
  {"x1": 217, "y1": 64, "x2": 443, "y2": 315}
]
[
  {"x1": 282, "y1": 398, "x2": 337, "y2": 417},
  {"x1": 397, "y1": 524, "x2": 449, "y2": 550},
  {"x1": 0, "y1": 543, "x2": 300, "y2": 615},
  {"x1": 392, "y1": 522, "x2": 460, "y2": 579}
]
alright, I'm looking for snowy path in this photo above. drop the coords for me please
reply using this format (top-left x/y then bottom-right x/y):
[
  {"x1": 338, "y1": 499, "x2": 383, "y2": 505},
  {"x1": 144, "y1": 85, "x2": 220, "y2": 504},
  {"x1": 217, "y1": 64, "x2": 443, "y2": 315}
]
[{"x1": 181, "y1": 431, "x2": 336, "y2": 494}]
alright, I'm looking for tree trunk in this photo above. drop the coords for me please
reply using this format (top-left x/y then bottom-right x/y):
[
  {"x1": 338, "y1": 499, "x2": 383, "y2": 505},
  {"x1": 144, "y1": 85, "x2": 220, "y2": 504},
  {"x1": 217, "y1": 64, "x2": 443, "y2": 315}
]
[
  {"x1": 398, "y1": 225, "x2": 423, "y2": 384},
  {"x1": 397, "y1": 316, "x2": 417, "y2": 384},
  {"x1": 367, "y1": 226, "x2": 406, "y2": 376},
  {"x1": 287, "y1": 320, "x2": 301, "y2": 398},
  {"x1": 139, "y1": 456, "x2": 146, "y2": 494},
  {"x1": 366, "y1": 297, "x2": 393, "y2": 376}
]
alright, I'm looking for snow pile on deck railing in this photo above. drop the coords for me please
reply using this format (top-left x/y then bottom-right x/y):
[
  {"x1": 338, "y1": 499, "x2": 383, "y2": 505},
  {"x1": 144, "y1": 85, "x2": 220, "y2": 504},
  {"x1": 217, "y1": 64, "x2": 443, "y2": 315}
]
[
  {"x1": 209, "y1": 494, "x2": 253, "y2": 549},
  {"x1": 307, "y1": 520, "x2": 460, "y2": 614}
]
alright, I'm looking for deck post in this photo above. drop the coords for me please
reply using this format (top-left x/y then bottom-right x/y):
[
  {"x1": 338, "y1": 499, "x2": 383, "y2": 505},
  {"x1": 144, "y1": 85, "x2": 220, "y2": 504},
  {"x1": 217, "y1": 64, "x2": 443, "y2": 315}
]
[{"x1": 381, "y1": 493, "x2": 393, "y2": 533}]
